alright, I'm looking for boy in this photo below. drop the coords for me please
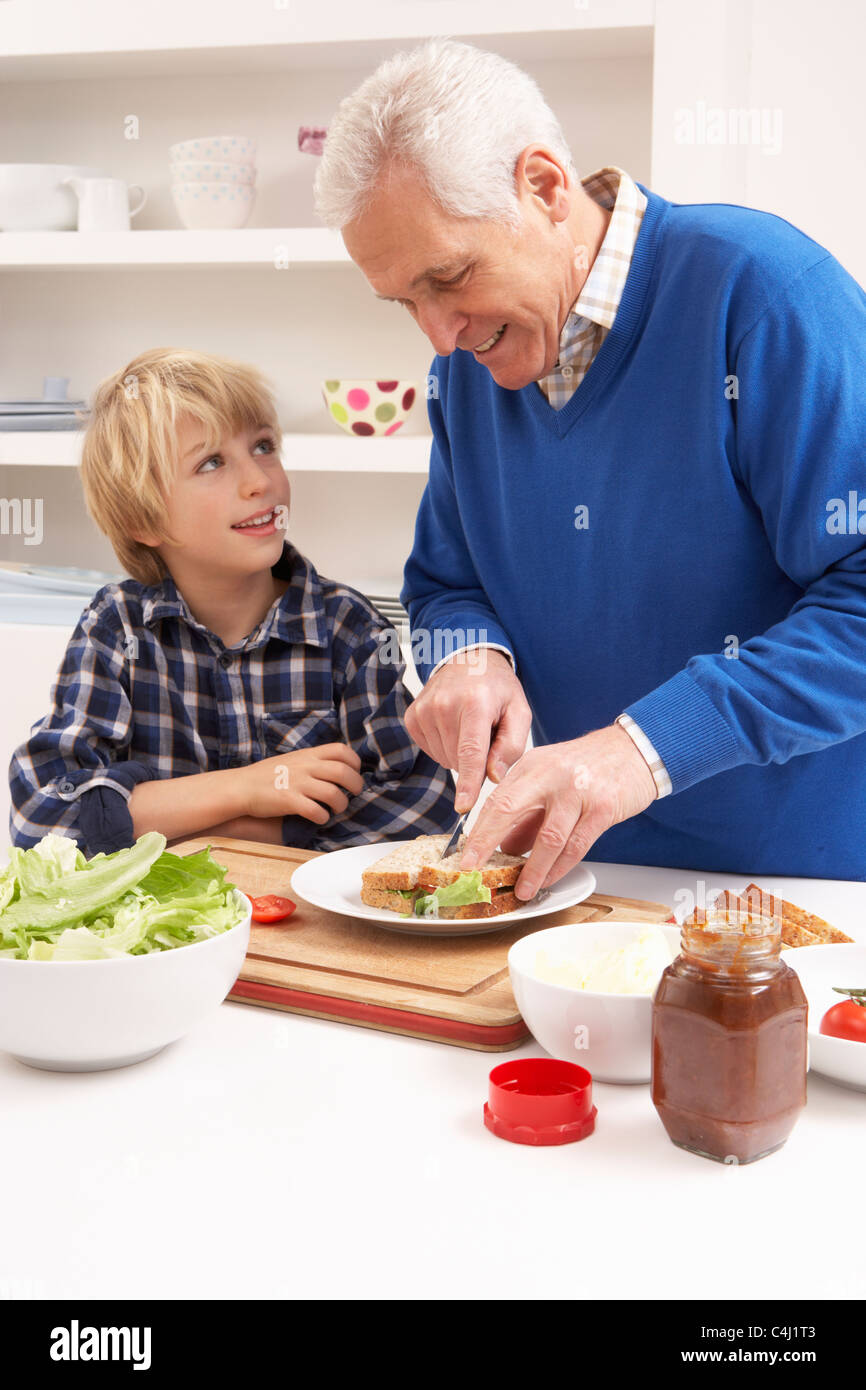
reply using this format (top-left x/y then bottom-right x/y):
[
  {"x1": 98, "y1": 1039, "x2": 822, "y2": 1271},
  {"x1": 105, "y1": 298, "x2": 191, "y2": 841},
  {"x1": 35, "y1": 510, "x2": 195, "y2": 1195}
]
[{"x1": 9, "y1": 348, "x2": 458, "y2": 854}]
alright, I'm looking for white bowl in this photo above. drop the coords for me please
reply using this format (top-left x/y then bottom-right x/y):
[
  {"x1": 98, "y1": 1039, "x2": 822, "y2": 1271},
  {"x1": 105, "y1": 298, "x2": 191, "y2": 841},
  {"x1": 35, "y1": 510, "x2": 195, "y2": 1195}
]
[
  {"x1": 509, "y1": 921, "x2": 681, "y2": 1084},
  {"x1": 171, "y1": 160, "x2": 256, "y2": 185},
  {"x1": 0, "y1": 890, "x2": 251, "y2": 1071},
  {"x1": 0, "y1": 163, "x2": 103, "y2": 231},
  {"x1": 172, "y1": 181, "x2": 256, "y2": 229},
  {"x1": 784, "y1": 944, "x2": 866, "y2": 1091},
  {"x1": 169, "y1": 136, "x2": 256, "y2": 164}
]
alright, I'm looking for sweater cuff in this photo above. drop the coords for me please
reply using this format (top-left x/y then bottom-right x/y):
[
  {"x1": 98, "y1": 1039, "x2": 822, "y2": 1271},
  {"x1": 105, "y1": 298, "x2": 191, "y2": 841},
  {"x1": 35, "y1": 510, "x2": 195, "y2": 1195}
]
[
  {"x1": 623, "y1": 670, "x2": 745, "y2": 794},
  {"x1": 408, "y1": 613, "x2": 515, "y2": 684},
  {"x1": 428, "y1": 642, "x2": 515, "y2": 683}
]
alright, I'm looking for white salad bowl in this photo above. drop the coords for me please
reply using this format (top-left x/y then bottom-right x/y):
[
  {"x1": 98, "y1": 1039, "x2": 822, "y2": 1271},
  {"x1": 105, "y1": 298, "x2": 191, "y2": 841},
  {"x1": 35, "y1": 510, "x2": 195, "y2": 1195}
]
[
  {"x1": 508, "y1": 921, "x2": 682, "y2": 1084},
  {"x1": 0, "y1": 889, "x2": 251, "y2": 1072},
  {"x1": 0, "y1": 163, "x2": 104, "y2": 230}
]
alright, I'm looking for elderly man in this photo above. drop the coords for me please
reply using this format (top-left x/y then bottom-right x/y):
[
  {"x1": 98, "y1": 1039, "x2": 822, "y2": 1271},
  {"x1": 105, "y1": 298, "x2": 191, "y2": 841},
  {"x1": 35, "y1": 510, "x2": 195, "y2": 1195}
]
[{"x1": 315, "y1": 38, "x2": 866, "y2": 896}]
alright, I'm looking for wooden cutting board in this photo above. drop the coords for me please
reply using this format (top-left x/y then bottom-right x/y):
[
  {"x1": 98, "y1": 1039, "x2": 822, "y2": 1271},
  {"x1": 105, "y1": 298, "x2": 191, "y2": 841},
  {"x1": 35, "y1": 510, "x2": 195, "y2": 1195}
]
[{"x1": 173, "y1": 836, "x2": 673, "y2": 1051}]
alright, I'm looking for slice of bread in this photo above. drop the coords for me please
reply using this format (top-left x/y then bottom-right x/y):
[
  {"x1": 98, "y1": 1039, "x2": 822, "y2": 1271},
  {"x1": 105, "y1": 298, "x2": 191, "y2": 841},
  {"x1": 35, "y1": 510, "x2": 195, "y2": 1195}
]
[
  {"x1": 682, "y1": 883, "x2": 852, "y2": 948},
  {"x1": 414, "y1": 835, "x2": 525, "y2": 889},
  {"x1": 745, "y1": 883, "x2": 852, "y2": 945},
  {"x1": 682, "y1": 888, "x2": 776, "y2": 928},
  {"x1": 359, "y1": 884, "x2": 418, "y2": 915},
  {"x1": 361, "y1": 835, "x2": 456, "y2": 892},
  {"x1": 435, "y1": 888, "x2": 522, "y2": 920}
]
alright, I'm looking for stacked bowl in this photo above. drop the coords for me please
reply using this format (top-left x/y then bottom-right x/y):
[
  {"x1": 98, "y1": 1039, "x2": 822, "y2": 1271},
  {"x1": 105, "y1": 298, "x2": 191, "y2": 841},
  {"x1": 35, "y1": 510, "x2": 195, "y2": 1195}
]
[{"x1": 170, "y1": 135, "x2": 256, "y2": 229}]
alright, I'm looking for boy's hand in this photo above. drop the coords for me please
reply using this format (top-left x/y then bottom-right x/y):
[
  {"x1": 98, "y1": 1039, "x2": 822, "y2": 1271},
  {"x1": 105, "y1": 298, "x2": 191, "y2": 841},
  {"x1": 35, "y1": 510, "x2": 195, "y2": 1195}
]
[{"x1": 234, "y1": 744, "x2": 365, "y2": 823}]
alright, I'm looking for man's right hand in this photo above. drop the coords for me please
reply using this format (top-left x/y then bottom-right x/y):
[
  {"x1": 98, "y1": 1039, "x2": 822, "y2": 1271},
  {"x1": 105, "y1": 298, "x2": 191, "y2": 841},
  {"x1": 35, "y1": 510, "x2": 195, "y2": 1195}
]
[
  {"x1": 235, "y1": 744, "x2": 365, "y2": 823},
  {"x1": 404, "y1": 648, "x2": 533, "y2": 812}
]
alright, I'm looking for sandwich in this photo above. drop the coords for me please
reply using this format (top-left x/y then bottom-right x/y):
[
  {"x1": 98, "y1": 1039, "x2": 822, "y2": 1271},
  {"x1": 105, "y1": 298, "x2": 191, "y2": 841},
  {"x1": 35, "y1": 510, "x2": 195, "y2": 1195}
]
[{"x1": 360, "y1": 834, "x2": 530, "y2": 919}]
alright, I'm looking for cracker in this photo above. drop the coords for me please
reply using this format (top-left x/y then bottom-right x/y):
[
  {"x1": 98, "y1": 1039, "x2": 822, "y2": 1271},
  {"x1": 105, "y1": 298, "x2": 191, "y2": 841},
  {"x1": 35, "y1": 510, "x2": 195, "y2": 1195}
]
[{"x1": 745, "y1": 883, "x2": 852, "y2": 945}]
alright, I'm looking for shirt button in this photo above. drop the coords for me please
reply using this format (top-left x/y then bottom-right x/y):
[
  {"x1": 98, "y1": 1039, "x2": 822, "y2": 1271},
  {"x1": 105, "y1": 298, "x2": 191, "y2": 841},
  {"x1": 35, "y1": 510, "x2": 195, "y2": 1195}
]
[
  {"x1": 218, "y1": 652, "x2": 233, "y2": 669},
  {"x1": 561, "y1": 364, "x2": 574, "y2": 379}
]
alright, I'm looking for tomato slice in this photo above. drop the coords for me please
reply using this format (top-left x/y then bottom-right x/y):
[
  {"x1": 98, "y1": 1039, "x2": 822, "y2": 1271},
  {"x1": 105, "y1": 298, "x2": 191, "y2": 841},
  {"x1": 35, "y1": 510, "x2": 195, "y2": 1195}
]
[{"x1": 249, "y1": 894, "x2": 297, "y2": 924}]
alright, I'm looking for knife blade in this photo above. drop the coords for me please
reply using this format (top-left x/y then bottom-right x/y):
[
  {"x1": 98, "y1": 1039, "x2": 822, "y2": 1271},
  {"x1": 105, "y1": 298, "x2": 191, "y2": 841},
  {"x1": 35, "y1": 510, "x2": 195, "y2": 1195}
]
[{"x1": 440, "y1": 815, "x2": 466, "y2": 860}]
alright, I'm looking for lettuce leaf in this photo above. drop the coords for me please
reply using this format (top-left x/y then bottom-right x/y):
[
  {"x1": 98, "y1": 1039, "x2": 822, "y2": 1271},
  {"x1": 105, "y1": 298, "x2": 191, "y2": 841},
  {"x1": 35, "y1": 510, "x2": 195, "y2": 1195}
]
[
  {"x1": 414, "y1": 870, "x2": 492, "y2": 918},
  {"x1": 0, "y1": 833, "x2": 244, "y2": 961}
]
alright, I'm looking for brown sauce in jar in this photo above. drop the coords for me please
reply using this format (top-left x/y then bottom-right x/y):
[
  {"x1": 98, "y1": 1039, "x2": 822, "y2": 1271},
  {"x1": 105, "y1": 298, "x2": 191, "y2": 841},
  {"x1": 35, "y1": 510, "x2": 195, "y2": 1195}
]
[{"x1": 651, "y1": 915, "x2": 808, "y2": 1163}]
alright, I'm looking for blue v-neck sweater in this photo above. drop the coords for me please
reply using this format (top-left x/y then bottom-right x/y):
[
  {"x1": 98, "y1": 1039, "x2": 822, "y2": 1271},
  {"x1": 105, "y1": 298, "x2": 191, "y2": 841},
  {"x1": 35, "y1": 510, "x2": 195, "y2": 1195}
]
[{"x1": 401, "y1": 187, "x2": 866, "y2": 878}]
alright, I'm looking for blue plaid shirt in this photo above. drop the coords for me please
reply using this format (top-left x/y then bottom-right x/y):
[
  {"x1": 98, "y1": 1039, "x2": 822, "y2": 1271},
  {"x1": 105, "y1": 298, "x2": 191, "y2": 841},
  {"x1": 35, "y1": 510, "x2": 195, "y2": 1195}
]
[{"x1": 9, "y1": 543, "x2": 457, "y2": 854}]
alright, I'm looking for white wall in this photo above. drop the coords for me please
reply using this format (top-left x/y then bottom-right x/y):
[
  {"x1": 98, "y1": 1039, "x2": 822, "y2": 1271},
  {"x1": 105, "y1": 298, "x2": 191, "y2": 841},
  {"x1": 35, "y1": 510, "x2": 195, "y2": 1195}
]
[{"x1": 652, "y1": 0, "x2": 866, "y2": 284}]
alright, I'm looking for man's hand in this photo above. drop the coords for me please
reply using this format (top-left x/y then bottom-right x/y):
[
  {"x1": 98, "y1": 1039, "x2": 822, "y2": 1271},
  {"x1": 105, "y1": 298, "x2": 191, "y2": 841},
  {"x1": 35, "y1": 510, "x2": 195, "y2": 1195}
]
[
  {"x1": 459, "y1": 724, "x2": 657, "y2": 899},
  {"x1": 404, "y1": 648, "x2": 533, "y2": 812}
]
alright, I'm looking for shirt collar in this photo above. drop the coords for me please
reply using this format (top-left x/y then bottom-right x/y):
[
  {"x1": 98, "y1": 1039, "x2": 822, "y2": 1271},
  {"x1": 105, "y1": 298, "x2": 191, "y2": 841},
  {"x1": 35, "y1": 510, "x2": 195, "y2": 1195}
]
[
  {"x1": 563, "y1": 166, "x2": 647, "y2": 339},
  {"x1": 141, "y1": 542, "x2": 330, "y2": 651}
]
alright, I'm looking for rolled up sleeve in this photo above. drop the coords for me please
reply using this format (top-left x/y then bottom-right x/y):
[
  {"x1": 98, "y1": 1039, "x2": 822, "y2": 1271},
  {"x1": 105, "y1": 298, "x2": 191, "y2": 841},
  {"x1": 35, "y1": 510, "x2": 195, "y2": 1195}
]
[{"x1": 8, "y1": 613, "x2": 155, "y2": 853}]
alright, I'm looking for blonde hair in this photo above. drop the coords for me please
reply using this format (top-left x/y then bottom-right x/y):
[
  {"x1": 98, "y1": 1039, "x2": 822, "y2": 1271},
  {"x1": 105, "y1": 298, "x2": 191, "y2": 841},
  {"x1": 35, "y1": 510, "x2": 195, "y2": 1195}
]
[
  {"x1": 80, "y1": 347, "x2": 280, "y2": 585},
  {"x1": 314, "y1": 37, "x2": 576, "y2": 231}
]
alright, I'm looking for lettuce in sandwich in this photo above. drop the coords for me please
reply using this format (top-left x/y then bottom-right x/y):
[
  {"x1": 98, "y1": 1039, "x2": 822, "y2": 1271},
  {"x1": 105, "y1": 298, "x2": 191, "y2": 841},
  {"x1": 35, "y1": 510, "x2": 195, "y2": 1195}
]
[{"x1": 414, "y1": 870, "x2": 492, "y2": 918}]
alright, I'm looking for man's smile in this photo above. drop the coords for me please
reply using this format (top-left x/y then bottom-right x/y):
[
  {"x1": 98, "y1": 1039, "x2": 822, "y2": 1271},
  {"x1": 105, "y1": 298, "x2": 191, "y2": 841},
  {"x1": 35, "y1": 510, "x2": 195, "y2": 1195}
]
[{"x1": 470, "y1": 324, "x2": 507, "y2": 353}]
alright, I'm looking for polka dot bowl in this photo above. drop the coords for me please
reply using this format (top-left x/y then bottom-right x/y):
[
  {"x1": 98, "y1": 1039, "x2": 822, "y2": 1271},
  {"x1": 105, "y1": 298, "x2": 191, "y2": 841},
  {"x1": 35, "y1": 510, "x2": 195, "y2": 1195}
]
[
  {"x1": 321, "y1": 380, "x2": 421, "y2": 437},
  {"x1": 172, "y1": 180, "x2": 256, "y2": 229},
  {"x1": 169, "y1": 136, "x2": 257, "y2": 164},
  {"x1": 171, "y1": 161, "x2": 257, "y2": 186}
]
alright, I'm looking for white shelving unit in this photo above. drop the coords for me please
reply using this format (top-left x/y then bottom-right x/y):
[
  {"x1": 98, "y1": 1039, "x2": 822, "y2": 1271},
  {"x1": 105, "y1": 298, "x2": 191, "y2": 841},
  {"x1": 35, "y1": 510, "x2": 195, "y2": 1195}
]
[
  {"x1": 0, "y1": 430, "x2": 431, "y2": 472},
  {"x1": 0, "y1": 227, "x2": 350, "y2": 269},
  {"x1": 0, "y1": 1, "x2": 654, "y2": 76}
]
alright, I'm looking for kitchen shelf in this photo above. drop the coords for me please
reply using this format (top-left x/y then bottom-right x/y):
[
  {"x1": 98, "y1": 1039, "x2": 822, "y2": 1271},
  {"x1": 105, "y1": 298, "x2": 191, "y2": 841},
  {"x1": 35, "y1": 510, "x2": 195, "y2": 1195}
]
[
  {"x1": 0, "y1": 228, "x2": 350, "y2": 270},
  {"x1": 0, "y1": 431, "x2": 431, "y2": 473},
  {"x1": 0, "y1": 1, "x2": 653, "y2": 80}
]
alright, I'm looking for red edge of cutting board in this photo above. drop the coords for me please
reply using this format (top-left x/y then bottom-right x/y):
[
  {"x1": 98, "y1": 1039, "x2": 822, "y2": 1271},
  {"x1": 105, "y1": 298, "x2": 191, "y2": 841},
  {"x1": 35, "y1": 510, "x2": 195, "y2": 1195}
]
[{"x1": 228, "y1": 977, "x2": 531, "y2": 1049}]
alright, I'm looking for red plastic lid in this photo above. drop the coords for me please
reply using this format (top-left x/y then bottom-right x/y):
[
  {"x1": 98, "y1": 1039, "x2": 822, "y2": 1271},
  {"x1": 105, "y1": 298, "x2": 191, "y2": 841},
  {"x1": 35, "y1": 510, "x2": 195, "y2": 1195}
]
[{"x1": 483, "y1": 1058, "x2": 597, "y2": 1146}]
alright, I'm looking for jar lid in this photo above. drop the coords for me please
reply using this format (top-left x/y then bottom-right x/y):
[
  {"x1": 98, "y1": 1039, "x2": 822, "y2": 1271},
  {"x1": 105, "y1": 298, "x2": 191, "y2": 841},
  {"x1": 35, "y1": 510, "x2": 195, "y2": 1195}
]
[{"x1": 483, "y1": 1058, "x2": 597, "y2": 1146}]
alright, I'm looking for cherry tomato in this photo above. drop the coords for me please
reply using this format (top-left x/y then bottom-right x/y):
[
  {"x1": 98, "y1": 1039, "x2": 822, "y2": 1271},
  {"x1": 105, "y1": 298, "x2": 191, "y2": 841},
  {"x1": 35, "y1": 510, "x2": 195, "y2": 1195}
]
[
  {"x1": 249, "y1": 894, "x2": 296, "y2": 924},
  {"x1": 820, "y1": 989, "x2": 866, "y2": 1043}
]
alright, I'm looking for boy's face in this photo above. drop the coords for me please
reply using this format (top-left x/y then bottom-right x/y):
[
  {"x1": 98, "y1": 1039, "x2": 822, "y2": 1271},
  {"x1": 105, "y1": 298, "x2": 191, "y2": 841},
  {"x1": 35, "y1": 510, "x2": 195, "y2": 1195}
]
[{"x1": 155, "y1": 416, "x2": 291, "y2": 580}]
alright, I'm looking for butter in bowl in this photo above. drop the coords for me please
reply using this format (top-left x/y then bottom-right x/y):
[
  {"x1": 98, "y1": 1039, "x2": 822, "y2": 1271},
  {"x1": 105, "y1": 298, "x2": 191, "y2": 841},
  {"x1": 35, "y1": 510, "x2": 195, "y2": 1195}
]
[{"x1": 508, "y1": 921, "x2": 680, "y2": 1084}]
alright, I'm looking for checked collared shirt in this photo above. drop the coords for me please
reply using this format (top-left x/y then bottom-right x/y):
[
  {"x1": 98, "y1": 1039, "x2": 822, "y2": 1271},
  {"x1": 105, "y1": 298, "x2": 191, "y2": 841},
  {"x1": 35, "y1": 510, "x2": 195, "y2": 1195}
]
[{"x1": 9, "y1": 542, "x2": 457, "y2": 853}]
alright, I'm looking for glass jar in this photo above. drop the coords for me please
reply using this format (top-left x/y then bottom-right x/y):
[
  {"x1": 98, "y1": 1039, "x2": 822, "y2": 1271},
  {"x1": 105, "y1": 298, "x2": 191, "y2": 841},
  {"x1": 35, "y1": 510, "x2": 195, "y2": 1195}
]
[{"x1": 651, "y1": 914, "x2": 808, "y2": 1164}]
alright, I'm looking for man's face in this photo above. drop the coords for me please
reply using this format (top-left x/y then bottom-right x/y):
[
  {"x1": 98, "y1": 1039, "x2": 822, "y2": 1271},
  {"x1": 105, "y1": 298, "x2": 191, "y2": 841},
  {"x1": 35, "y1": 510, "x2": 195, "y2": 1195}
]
[{"x1": 343, "y1": 159, "x2": 584, "y2": 391}]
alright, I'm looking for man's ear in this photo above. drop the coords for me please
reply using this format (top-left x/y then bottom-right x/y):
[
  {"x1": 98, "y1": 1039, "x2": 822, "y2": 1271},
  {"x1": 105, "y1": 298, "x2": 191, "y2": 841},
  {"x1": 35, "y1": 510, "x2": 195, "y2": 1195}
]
[{"x1": 516, "y1": 146, "x2": 570, "y2": 224}]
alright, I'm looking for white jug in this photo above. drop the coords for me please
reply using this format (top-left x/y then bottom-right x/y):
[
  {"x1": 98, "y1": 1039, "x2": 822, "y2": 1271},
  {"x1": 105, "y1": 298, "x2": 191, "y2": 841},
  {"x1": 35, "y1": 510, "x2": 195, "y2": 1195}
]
[{"x1": 62, "y1": 176, "x2": 146, "y2": 231}]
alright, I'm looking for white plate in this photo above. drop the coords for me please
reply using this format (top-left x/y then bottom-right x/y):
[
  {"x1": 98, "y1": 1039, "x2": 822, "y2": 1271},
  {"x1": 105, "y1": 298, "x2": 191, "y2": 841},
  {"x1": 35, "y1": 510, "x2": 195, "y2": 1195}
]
[{"x1": 289, "y1": 840, "x2": 596, "y2": 936}]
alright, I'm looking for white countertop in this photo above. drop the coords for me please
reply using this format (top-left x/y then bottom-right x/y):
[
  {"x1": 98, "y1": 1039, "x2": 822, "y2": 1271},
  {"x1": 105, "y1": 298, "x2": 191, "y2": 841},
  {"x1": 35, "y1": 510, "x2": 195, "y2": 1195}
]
[{"x1": 2, "y1": 858, "x2": 863, "y2": 1303}]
